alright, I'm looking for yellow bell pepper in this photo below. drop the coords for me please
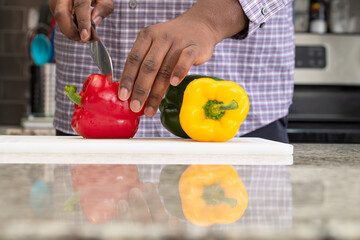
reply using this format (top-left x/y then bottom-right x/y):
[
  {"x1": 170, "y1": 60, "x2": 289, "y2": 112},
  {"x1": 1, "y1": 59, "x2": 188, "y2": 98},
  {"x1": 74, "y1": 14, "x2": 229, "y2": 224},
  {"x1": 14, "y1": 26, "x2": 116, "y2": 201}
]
[
  {"x1": 179, "y1": 78, "x2": 249, "y2": 142},
  {"x1": 179, "y1": 165, "x2": 248, "y2": 227}
]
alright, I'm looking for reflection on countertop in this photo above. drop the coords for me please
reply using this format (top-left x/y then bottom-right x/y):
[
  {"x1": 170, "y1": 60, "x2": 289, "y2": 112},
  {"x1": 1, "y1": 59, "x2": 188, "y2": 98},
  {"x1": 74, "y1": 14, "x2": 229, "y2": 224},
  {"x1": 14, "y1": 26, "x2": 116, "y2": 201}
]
[{"x1": 0, "y1": 144, "x2": 359, "y2": 240}]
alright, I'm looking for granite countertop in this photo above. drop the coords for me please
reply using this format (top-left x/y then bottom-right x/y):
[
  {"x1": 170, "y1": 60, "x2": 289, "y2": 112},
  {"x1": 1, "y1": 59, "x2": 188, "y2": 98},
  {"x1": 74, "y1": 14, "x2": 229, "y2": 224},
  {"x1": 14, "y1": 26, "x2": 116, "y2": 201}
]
[{"x1": 0, "y1": 143, "x2": 359, "y2": 240}]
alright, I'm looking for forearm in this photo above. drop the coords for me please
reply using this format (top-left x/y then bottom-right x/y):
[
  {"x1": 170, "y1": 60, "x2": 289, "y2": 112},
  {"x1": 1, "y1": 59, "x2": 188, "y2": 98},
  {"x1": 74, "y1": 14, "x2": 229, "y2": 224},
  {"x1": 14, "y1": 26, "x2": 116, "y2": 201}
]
[{"x1": 182, "y1": 0, "x2": 249, "y2": 43}]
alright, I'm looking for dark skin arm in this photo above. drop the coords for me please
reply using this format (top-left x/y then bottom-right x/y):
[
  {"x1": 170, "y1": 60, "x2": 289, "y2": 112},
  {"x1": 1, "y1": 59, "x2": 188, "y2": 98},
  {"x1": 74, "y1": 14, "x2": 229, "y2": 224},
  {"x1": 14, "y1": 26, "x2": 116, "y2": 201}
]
[{"x1": 118, "y1": 0, "x2": 248, "y2": 117}]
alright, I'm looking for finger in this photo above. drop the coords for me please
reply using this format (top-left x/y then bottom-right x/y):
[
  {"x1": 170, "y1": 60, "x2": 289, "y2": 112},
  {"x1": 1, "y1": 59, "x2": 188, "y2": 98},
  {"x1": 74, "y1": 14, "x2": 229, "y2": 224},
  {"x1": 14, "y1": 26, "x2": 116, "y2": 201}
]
[
  {"x1": 49, "y1": 0, "x2": 57, "y2": 15},
  {"x1": 144, "y1": 49, "x2": 180, "y2": 117},
  {"x1": 91, "y1": 0, "x2": 114, "y2": 26},
  {"x1": 118, "y1": 27, "x2": 152, "y2": 102},
  {"x1": 128, "y1": 188, "x2": 152, "y2": 224},
  {"x1": 53, "y1": 0, "x2": 81, "y2": 41},
  {"x1": 117, "y1": 200, "x2": 132, "y2": 222},
  {"x1": 170, "y1": 45, "x2": 199, "y2": 86},
  {"x1": 74, "y1": 0, "x2": 92, "y2": 42},
  {"x1": 168, "y1": 216, "x2": 184, "y2": 228},
  {"x1": 130, "y1": 40, "x2": 171, "y2": 113},
  {"x1": 142, "y1": 182, "x2": 168, "y2": 223}
]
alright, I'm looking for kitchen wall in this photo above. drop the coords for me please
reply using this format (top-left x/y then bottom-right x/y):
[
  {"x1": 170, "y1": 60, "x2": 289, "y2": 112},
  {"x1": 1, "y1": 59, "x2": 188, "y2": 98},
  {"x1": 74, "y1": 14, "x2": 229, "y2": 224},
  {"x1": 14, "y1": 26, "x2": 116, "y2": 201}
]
[{"x1": 0, "y1": 0, "x2": 46, "y2": 125}]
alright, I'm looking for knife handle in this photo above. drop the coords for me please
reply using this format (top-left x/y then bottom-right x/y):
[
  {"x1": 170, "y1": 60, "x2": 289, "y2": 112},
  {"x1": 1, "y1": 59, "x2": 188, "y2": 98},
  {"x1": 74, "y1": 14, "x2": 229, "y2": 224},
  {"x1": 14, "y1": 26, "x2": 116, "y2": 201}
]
[{"x1": 89, "y1": 19, "x2": 96, "y2": 41}]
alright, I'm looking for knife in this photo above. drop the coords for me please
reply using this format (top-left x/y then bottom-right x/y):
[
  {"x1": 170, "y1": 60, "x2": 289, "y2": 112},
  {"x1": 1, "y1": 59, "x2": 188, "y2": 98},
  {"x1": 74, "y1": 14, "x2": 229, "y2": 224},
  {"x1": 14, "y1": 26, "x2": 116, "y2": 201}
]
[{"x1": 74, "y1": 15, "x2": 114, "y2": 81}]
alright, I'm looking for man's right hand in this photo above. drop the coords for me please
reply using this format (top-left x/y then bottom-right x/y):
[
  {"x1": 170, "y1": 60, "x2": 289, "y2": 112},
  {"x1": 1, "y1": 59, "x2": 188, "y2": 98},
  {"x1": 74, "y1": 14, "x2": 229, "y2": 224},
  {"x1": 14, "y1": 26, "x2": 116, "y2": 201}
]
[
  {"x1": 49, "y1": 0, "x2": 113, "y2": 42},
  {"x1": 117, "y1": 183, "x2": 183, "y2": 227}
]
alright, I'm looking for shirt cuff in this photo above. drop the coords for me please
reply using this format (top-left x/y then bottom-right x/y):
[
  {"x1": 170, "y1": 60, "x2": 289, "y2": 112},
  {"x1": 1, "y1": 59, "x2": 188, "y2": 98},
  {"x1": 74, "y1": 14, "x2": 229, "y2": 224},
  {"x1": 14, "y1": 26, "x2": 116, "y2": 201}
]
[{"x1": 233, "y1": 0, "x2": 290, "y2": 39}]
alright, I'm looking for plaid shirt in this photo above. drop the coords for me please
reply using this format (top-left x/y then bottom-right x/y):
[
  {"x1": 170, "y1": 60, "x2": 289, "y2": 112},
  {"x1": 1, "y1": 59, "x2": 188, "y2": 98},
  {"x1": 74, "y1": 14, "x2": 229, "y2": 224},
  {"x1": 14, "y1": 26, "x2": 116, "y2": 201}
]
[{"x1": 54, "y1": 0, "x2": 294, "y2": 137}]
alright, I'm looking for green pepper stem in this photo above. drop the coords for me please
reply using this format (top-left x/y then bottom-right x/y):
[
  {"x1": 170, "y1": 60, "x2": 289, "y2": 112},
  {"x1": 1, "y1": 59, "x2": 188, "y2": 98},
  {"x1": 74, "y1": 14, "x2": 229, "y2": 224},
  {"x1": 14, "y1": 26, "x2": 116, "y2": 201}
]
[
  {"x1": 202, "y1": 184, "x2": 237, "y2": 208},
  {"x1": 203, "y1": 100, "x2": 239, "y2": 120},
  {"x1": 65, "y1": 85, "x2": 82, "y2": 106},
  {"x1": 64, "y1": 192, "x2": 80, "y2": 212},
  {"x1": 217, "y1": 100, "x2": 238, "y2": 111}
]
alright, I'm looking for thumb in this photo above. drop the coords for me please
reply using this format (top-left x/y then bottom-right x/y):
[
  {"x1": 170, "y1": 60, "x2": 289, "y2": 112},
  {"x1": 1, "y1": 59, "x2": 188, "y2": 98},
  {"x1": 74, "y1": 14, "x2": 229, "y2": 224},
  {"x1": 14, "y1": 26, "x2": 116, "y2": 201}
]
[{"x1": 91, "y1": 0, "x2": 114, "y2": 26}]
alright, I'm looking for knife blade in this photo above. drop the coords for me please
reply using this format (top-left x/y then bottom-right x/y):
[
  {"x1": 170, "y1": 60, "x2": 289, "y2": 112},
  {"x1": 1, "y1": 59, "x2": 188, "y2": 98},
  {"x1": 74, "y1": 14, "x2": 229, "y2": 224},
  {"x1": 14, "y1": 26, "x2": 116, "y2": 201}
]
[{"x1": 74, "y1": 15, "x2": 114, "y2": 81}]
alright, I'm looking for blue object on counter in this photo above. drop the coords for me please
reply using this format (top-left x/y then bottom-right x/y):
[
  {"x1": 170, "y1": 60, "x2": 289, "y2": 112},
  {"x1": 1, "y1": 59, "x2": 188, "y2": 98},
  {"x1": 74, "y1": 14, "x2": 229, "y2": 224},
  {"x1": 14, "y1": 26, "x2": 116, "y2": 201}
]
[
  {"x1": 30, "y1": 180, "x2": 51, "y2": 213},
  {"x1": 30, "y1": 34, "x2": 52, "y2": 65}
]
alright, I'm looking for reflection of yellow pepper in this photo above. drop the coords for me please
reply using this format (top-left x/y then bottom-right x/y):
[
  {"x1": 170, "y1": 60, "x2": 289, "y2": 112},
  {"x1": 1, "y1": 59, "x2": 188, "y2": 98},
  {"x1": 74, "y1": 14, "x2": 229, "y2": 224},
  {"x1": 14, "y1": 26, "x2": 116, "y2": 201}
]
[
  {"x1": 179, "y1": 78, "x2": 249, "y2": 142},
  {"x1": 179, "y1": 165, "x2": 248, "y2": 226}
]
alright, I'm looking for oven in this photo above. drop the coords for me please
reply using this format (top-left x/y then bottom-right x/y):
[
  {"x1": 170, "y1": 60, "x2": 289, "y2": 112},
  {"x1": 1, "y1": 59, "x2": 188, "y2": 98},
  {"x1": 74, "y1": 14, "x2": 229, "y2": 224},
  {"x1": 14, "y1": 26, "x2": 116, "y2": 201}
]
[{"x1": 288, "y1": 34, "x2": 360, "y2": 143}]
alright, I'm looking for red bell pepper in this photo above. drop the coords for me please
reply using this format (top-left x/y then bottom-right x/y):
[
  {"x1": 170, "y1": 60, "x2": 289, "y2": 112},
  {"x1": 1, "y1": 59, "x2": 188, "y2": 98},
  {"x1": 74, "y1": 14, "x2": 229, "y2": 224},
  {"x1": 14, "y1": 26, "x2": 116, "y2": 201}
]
[
  {"x1": 65, "y1": 74, "x2": 144, "y2": 138},
  {"x1": 64, "y1": 164, "x2": 140, "y2": 224}
]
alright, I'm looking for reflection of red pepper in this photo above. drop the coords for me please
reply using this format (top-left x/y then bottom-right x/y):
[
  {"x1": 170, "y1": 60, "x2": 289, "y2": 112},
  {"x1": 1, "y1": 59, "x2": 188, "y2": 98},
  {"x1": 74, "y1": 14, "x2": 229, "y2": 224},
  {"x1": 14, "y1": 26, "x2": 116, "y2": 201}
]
[
  {"x1": 64, "y1": 165, "x2": 140, "y2": 224},
  {"x1": 65, "y1": 74, "x2": 144, "y2": 138}
]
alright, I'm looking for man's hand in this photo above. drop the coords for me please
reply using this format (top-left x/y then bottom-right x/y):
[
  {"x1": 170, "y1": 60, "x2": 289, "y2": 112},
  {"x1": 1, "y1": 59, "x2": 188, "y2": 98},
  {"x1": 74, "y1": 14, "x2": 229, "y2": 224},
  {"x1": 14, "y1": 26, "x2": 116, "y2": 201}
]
[
  {"x1": 49, "y1": 0, "x2": 113, "y2": 42},
  {"x1": 117, "y1": 183, "x2": 183, "y2": 226},
  {"x1": 118, "y1": 0, "x2": 248, "y2": 117}
]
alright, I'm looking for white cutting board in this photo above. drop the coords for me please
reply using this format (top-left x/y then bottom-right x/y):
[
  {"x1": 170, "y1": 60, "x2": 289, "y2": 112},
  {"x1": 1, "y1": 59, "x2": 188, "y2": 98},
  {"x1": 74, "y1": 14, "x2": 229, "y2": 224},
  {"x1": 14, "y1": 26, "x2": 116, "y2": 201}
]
[{"x1": 0, "y1": 136, "x2": 293, "y2": 165}]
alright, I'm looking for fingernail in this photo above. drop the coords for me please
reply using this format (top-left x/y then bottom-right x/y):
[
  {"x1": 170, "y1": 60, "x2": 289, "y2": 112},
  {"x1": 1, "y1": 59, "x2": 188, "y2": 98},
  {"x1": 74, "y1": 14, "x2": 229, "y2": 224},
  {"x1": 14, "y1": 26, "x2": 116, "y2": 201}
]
[
  {"x1": 118, "y1": 200, "x2": 129, "y2": 214},
  {"x1": 129, "y1": 188, "x2": 142, "y2": 202},
  {"x1": 80, "y1": 29, "x2": 89, "y2": 41},
  {"x1": 93, "y1": 16, "x2": 103, "y2": 26},
  {"x1": 168, "y1": 216, "x2": 180, "y2": 226},
  {"x1": 118, "y1": 88, "x2": 129, "y2": 100},
  {"x1": 142, "y1": 182, "x2": 153, "y2": 195},
  {"x1": 170, "y1": 76, "x2": 180, "y2": 86},
  {"x1": 130, "y1": 100, "x2": 141, "y2": 112},
  {"x1": 144, "y1": 107, "x2": 155, "y2": 117}
]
